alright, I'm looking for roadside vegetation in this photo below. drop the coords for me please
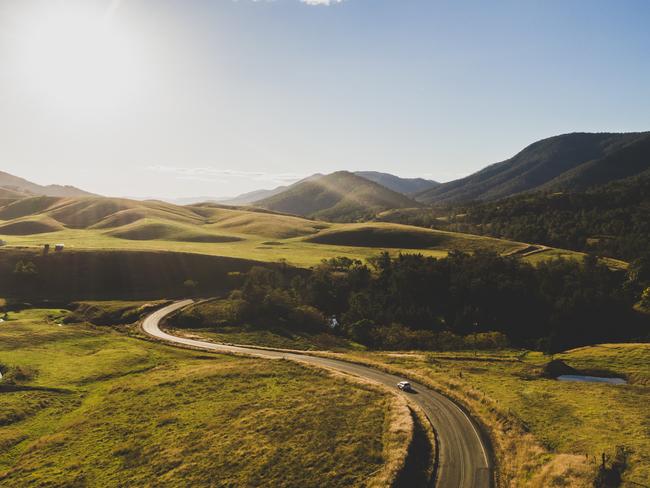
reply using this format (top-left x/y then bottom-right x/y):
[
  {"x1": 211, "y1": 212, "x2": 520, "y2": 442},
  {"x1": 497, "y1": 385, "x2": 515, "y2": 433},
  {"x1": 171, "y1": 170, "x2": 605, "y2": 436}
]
[
  {"x1": 0, "y1": 309, "x2": 406, "y2": 487},
  {"x1": 326, "y1": 345, "x2": 650, "y2": 487},
  {"x1": 64, "y1": 300, "x2": 170, "y2": 326},
  {"x1": 166, "y1": 297, "x2": 362, "y2": 351}
]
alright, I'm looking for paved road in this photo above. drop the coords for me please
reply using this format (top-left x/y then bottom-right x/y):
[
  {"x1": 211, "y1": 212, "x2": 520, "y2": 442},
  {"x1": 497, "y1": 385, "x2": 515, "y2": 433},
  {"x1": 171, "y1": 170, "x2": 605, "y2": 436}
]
[{"x1": 142, "y1": 301, "x2": 493, "y2": 488}]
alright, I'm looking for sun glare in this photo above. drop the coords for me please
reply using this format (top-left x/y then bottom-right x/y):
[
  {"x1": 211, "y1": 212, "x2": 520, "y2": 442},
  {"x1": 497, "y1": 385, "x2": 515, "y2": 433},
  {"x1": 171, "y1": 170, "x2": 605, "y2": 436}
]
[{"x1": 10, "y1": 4, "x2": 142, "y2": 111}]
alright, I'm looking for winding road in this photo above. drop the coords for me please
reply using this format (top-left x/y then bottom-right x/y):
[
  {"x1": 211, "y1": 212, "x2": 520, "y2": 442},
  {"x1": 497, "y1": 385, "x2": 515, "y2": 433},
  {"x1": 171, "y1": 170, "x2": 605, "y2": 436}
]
[{"x1": 142, "y1": 301, "x2": 493, "y2": 488}]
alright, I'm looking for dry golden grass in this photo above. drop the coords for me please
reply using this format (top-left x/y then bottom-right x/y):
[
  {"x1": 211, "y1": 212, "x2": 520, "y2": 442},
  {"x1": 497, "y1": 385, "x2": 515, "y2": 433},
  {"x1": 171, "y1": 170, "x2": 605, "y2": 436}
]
[
  {"x1": 319, "y1": 368, "x2": 418, "y2": 488},
  {"x1": 313, "y1": 351, "x2": 601, "y2": 487},
  {"x1": 321, "y1": 347, "x2": 650, "y2": 487},
  {"x1": 529, "y1": 454, "x2": 593, "y2": 488}
]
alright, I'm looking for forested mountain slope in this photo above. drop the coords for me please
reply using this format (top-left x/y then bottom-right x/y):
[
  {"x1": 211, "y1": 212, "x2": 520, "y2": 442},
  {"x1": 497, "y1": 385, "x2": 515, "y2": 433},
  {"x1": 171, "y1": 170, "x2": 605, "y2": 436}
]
[{"x1": 416, "y1": 132, "x2": 650, "y2": 204}]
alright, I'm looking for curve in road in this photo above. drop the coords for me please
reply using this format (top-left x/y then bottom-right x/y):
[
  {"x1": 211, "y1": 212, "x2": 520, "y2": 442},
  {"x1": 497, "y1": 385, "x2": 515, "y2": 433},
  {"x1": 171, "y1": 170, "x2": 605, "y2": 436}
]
[{"x1": 142, "y1": 300, "x2": 493, "y2": 488}]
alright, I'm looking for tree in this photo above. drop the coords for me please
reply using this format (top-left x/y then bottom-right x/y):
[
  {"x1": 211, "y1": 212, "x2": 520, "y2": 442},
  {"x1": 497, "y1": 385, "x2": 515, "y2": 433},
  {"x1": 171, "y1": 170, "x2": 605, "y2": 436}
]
[
  {"x1": 13, "y1": 260, "x2": 37, "y2": 277},
  {"x1": 183, "y1": 279, "x2": 198, "y2": 295},
  {"x1": 642, "y1": 287, "x2": 650, "y2": 309},
  {"x1": 13, "y1": 260, "x2": 38, "y2": 295}
]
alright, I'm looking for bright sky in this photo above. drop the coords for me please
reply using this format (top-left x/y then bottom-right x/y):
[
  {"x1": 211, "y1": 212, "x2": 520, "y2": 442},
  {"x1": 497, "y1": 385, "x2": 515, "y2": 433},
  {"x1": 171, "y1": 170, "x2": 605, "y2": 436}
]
[{"x1": 0, "y1": 0, "x2": 648, "y2": 199}]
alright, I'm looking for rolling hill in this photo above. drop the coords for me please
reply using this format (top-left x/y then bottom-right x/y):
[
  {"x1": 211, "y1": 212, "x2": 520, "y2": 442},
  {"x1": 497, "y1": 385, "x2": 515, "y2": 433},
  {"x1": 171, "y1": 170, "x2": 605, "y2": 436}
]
[
  {"x1": 220, "y1": 171, "x2": 437, "y2": 206},
  {"x1": 218, "y1": 186, "x2": 290, "y2": 205},
  {"x1": 416, "y1": 132, "x2": 650, "y2": 204},
  {"x1": 0, "y1": 194, "x2": 584, "y2": 268},
  {"x1": 254, "y1": 171, "x2": 421, "y2": 222},
  {"x1": 0, "y1": 170, "x2": 95, "y2": 198},
  {"x1": 354, "y1": 171, "x2": 438, "y2": 195},
  {"x1": 218, "y1": 175, "x2": 324, "y2": 205}
]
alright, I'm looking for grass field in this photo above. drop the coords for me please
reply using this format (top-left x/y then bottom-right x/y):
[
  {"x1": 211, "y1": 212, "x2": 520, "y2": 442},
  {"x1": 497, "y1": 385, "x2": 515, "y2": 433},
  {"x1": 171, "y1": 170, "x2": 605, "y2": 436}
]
[
  {"x1": 329, "y1": 346, "x2": 650, "y2": 487},
  {"x1": 64, "y1": 300, "x2": 171, "y2": 326},
  {"x1": 0, "y1": 309, "x2": 405, "y2": 487},
  {"x1": 165, "y1": 299, "x2": 365, "y2": 352},
  {"x1": 0, "y1": 196, "x2": 590, "y2": 268},
  {"x1": 148, "y1": 308, "x2": 650, "y2": 487},
  {"x1": 168, "y1": 325, "x2": 364, "y2": 352}
]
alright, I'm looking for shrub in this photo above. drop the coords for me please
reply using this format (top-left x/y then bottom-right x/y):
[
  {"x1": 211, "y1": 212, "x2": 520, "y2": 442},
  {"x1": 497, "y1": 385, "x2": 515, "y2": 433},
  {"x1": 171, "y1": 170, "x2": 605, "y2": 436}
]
[
  {"x1": 13, "y1": 261, "x2": 37, "y2": 276},
  {"x1": 370, "y1": 323, "x2": 438, "y2": 350},
  {"x1": 594, "y1": 446, "x2": 631, "y2": 488},
  {"x1": 287, "y1": 305, "x2": 327, "y2": 332},
  {"x1": 64, "y1": 301, "x2": 169, "y2": 326},
  {"x1": 183, "y1": 279, "x2": 198, "y2": 295},
  {"x1": 345, "y1": 319, "x2": 376, "y2": 345},
  {"x1": 641, "y1": 287, "x2": 650, "y2": 308},
  {"x1": 466, "y1": 331, "x2": 510, "y2": 350},
  {"x1": 172, "y1": 299, "x2": 250, "y2": 328},
  {"x1": 2, "y1": 365, "x2": 37, "y2": 384}
]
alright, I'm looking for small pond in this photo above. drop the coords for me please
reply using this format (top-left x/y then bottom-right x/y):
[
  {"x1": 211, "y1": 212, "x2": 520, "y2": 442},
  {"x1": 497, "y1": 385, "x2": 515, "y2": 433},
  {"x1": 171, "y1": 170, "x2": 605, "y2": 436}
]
[{"x1": 557, "y1": 374, "x2": 627, "y2": 385}]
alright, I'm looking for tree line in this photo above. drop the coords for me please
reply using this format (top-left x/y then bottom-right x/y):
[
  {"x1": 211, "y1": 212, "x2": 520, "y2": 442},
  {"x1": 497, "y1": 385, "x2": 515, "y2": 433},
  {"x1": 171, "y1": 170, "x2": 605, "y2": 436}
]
[
  {"x1": 381, "y1": 175, "x2": 650, "y2": 263},
  {"x1": 215, "y1": 251, "x2": 649, "y2": 353}
]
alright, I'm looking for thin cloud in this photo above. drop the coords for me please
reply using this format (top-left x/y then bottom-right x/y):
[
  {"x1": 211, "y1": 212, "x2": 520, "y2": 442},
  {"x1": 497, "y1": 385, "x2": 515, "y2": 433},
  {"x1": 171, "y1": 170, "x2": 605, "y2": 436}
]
[
  {"x1": 300, "y1": 0, "x2": 345, "y2": 5},
  {"x1": 233, "y1": 0, "x2": 346, "y2": 5},
  {"x1": 147, "y1": 165, "x2": 306, "y2": 184}
]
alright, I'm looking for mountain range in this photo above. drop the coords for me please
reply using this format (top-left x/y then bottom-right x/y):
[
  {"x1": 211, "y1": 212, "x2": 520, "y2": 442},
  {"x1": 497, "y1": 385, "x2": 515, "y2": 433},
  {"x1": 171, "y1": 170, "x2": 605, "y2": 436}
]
[
  {"x1": 415, "y1": 132, "x2": 650, "y2": 204},
  {"x1": 254, "y1": 171, "x2": 420, "y2": 222},
  {"x1": 0, "y1": 171, "x2": 94, "y2": 199},
  {"x1": 352, "y1": 171, "x2": 438, "y2": 195},
  {"x1": 2, "y1": 131, "x2": 649, "y2": 222},
  {"x1": 218, "y1": 171, "x2": 437, "y2": 206}
]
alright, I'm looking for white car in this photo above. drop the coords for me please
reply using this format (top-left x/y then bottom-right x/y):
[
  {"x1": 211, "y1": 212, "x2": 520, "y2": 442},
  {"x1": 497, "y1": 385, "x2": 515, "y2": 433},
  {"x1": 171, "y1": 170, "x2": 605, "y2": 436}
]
[{"x1": 397, "y1": 381, "x2": 413, "y2": 392}]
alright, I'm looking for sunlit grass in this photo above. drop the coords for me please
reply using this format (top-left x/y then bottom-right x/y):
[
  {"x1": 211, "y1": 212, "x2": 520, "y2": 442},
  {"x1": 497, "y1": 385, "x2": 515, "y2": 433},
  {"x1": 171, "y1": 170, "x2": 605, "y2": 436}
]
[
  {"x1": 0, "y1": 309, "x2": 394, "y2": 487},
  {"x1": 336, "y1": 346, "x2": 650, "y2": 485},
  {"x1": 0, "y1": 224, "x2": 587, "y2": 268},
  {"x1": 169, "y1": 326, "x2": 365, "y2": 352},
  {"x1": 0, "y1": 196, "x2": 593, "y2": 267},
  {"x1": 0, "y1": 227, "x2": 469, "y2": 267}
]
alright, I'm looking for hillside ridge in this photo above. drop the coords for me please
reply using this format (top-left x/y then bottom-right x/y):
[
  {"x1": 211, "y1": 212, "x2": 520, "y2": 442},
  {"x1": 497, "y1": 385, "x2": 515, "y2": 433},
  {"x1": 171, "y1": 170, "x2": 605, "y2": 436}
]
[
  {"x1": 0, "y1": 170, "x2": 95, "y2": 198},
  {"x1": 254, "y1": 171, "x2": 421, "y2": 222},
  {"x1": 416, "y1": 131, "x2": 650, "y2": 204}
]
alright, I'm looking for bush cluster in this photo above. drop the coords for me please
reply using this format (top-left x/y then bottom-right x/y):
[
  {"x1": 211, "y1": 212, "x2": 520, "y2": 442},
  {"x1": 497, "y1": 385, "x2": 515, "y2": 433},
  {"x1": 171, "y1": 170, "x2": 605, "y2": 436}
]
[{"x1": 223, "y1": 252, "x2": 648, "y2": 352}]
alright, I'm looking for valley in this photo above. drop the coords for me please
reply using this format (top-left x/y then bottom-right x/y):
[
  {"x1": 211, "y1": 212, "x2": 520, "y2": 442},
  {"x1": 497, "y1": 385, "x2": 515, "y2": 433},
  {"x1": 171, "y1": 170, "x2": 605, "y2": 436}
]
[
  {"x1": 0, "y1": 131, "x2": 648, "y2": 488},
  {"x1": 2, "y1": 1, "x2": 649, "y2": 486}
]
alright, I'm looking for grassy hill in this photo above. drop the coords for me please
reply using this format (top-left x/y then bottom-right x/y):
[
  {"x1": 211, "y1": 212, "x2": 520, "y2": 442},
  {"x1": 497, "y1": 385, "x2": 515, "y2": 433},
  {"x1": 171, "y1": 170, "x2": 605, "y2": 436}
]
[
  {"x1": 0, "y1": 216, "x2": 65, "y2": 235},
  {"x1": 218, "y1": 186, "x2": 289, "y2": 205},
  {"x1": 220, "y1": 171, "x2": 436, "y2": 205},
  {"x1": 416, "y1": 132, "x2": 650, "y2": 204},
  {"x1": 106, "y1": 219, "x2": 243, "y2": 243},
  {"x1": 255, "y1": 171, "x2": 421, "y2": 222},
  {"x1": 353, "y1": 171, "x2": 438, "y2": 195},
  {"x1": 0, "y1": 309, "x2": 403, "y2": 487},
  {"x1": 0, "y1": 195, "x2": 588, "y2": 274},
  {"x1": 304, "y1": 222, "x2": 521, "y2": 254},
  {"x1": 0, "y1": 171, "x2": 94, "y2": 199}
]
